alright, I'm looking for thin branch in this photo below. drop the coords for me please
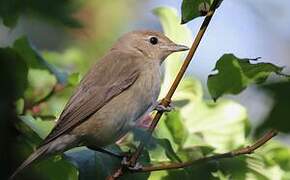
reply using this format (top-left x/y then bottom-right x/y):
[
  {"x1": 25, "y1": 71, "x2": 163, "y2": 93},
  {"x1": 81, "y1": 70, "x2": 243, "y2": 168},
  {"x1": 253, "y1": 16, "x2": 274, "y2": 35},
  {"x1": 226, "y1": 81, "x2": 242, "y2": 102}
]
[
  {"x1": 129, "y1": 130, "x2": 278, "y2": 172},
  {"x1": 107, "y1": 0, "x2": 223, "y2": 179}
]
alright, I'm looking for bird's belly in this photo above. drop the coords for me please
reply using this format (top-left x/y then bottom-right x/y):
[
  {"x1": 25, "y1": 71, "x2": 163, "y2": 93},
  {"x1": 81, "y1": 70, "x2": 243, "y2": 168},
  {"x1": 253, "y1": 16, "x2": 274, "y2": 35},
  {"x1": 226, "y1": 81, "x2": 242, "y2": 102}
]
[{"x1": 73, "y1": 71, "x2": 160, "y2": 147}]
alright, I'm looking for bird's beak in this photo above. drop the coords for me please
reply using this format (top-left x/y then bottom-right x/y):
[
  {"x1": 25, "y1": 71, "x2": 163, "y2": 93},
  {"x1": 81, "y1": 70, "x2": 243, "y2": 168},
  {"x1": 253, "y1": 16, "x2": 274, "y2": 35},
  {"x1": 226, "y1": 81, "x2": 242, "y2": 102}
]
[{"x1": 161, "y1": 43, "x2": 189, "y2": 52}]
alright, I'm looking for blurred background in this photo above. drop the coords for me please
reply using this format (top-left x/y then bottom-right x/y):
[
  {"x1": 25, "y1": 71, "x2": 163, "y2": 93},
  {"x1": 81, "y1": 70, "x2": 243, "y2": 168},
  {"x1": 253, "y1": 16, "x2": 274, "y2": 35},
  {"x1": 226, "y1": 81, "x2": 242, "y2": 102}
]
[
  {"x1": 1, "y1": 0, "x2": 290, "y2": 179},
  {"x1": 1, "y1": 0, "x2": 289, "y2": 126}
]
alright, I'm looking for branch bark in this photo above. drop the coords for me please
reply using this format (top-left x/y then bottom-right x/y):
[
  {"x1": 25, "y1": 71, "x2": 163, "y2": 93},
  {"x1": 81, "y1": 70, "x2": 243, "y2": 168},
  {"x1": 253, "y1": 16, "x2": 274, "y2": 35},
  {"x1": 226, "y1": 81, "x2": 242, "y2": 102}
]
[
  {"x1": 107, "y1": 0, "x2": 223, "y2": 179},
  {"x1": 129, "y1": 130, "x2": 278, "y2": 172}
]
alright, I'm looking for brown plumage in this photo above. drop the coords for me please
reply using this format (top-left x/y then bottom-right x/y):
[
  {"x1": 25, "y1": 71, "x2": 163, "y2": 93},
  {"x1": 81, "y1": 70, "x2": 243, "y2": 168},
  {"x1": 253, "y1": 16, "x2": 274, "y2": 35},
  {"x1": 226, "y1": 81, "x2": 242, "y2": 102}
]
[{"x1": 10, "y1": 30, "x2": 189, "y2": 179}]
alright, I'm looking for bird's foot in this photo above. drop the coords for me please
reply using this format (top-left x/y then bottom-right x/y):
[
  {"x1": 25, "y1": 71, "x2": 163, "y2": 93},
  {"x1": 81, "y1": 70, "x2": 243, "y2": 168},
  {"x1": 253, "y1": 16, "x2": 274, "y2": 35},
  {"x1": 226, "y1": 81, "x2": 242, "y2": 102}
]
[
  {"x1": 128, "y1": 162, "x2": 143, "y2": 171},
  {"x1": 154, "y1": 101, "x2": 174, "y2": 112},
  {"x1": 121, "y1": 156, "x2": 143, "y2": 171}
]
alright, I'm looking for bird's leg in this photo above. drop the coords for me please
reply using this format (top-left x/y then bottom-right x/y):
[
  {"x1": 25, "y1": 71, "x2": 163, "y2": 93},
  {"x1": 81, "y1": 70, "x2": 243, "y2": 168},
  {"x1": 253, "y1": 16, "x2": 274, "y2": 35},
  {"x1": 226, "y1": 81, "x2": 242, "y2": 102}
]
[
  {"x1": 87, "y1": 146, "x2": 124, "y2": 159},
  {"x1": 154, "y1": 100, "x2": 174, "y2": 112},
  {"x1": 121, "y1": 156, "x2": 143, "y2": 171}
]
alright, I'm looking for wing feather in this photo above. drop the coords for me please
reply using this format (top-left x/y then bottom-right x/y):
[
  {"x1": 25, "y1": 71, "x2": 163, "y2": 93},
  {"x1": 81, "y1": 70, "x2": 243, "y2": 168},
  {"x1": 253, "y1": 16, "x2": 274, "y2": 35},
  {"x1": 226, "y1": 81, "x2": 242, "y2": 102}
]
[{"x1": 41, "y1": 51, "x2": 141, "y2": 146}]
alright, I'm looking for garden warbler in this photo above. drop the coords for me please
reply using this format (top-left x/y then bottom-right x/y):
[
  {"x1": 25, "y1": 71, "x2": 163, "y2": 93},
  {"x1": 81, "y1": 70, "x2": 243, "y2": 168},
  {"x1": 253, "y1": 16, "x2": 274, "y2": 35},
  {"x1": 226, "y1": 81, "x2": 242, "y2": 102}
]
[{"x1": 10, "y1": 30, "x2": 189, "y2": 179}]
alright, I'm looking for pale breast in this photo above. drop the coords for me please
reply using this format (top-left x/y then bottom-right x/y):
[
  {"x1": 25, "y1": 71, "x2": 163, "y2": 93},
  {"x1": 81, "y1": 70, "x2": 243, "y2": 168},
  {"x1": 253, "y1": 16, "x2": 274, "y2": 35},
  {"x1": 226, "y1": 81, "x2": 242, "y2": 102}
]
[{"x1": 73, "y1": 60, "x2": 161, "y2": 147}]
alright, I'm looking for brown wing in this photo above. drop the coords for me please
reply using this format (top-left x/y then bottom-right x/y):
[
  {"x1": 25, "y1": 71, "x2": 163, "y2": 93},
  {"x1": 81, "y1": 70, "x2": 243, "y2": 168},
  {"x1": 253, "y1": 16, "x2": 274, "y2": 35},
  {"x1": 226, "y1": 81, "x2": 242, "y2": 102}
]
[{"x1": 41, "y1": 51, "x2": 141, "y2": 146}]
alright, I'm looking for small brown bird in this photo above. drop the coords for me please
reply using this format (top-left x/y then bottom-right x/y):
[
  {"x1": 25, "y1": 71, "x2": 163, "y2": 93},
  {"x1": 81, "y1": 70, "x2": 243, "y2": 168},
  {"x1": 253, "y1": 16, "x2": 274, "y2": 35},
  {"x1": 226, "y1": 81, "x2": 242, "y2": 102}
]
[{"x1": 10, "y1": 30, "x2": 189, "y2": 179}]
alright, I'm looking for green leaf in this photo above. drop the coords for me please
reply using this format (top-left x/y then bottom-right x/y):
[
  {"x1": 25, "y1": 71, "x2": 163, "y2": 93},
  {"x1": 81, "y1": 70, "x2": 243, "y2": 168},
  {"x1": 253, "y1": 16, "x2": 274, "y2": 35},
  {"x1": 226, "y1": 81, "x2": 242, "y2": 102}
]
[
  {"x1": 68, "y1": 72, "x2": 81, "y2": 86},
  {"x1": 165, "y1": 111, "x2": 189, "y2": 147},
  {"x1": 65, "y1": 146, "x2": 150, "y2": 180},
  {"x1": 15, "y1": 98, "x2": 25, "y2": 114},
  {"x1": 13, "y1": 37, "x2": 48, "y2": 69},
  {"x1": 207, "y1": 54, "x2": 285, "y2": 100},
  {"x1": 181, "y1": 98, "x2": 248, "y2": 152},
  {"x1": 34, "y1": 156, "x2": 79, "y2": 180},
  {"x1": 154, "y1": 138, "x2": 182, "y2": 163},
  {"x1": 153, "y1": 7, "x2": 194, "y2": 103},
  {"x1": 132, "y1": 128, "x2": 181, "y2": 163},
  {"x1": 12, "y1": 133, "x2": 78, "y2": 180},
  {"x1": 218, "y1": 154, "x2": 285, "y2": 180},
  {"x1": 255, "y1": 81, "x2": 290, "y2": 134},
  {"x1": 13, "y1": 36, "x2": 68, "y2": 84},
  {"x1": 0, "y1": 0, "x2": 81, "y2": 28},
  {"x1": 0, "y1": 48, "x2": 28, "y2": 100},
  {"x1": 181, "y1": 0, "x2": 212, "y2": 24},
  {"x1": 19, "y1": 115, "x2": 54, "y2": 139},
  {"x1": 24, "y1": 69, "x2": 56, "y2": 103}
]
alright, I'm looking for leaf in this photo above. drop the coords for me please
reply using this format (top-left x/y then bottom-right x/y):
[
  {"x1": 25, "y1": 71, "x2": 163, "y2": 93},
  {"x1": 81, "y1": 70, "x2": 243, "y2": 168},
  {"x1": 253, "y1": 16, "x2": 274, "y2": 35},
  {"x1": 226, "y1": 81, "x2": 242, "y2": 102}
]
[
  {"x1": 132, "y1": 128, "x2": 181, "y2": 163},
  {"x1": 65, "y1": 146, "x2": 150, "y2": 180},
  {"x1": 258, "y1": 141, "x2": 290, "y2": 172},
  {"x1": 181, "y1": 0, "x2": 212, "y2": 24},
  {"x1": 0, "y1": 0, "x2": 81, "y2": 28},
  {"x1": 181, "y1": 98, "x2": 249, "y2": 152},
  {"x1": 12, "y1": 133, "x2": 78, "y2": 180},
  {"x1": 154, "y1": 138, "x2": 182, "y2": 163},
  {"x1": 164, "y1": 111, "x2": 189, "y2": 147},
  {"x1": 212, "y1": 170, "x2": 230, "y2": 180},
  {"x1": 68, "y1": 72, "x2": 81, "y2": 86},
  {"x1": 65, "y1": 147, "x2": 120, "y2": 180},
  {"x1": 154, "y1": 7, "x2": 196, "y2": 103},
  {"x1": 13, "y1": 36, "x2": 68, "y2": 84},
  {"x1": 207, "y1": 54, "x2": 285, "y2": 100},
  {"x1": 217, "y1": 156, "x2": 262, "y2": 179},
  {"x1": 255, "y1": 81, "x2": 290, "y2": 134},
  {"x1": 24, "y1": 69, "x2": 57, "y2": 103},
  {"x1": 13, "y1": 37, "x2": 48, "y2": 69},
  {"x1": 34, "y1": 156, "x2": 79, "y2": 180},
  {"x1": 0, "y1": 48, "x2": 28, "y2": 100},
  {"x1": 19, "y1": 115, "x2": 54, "y2": 139}
]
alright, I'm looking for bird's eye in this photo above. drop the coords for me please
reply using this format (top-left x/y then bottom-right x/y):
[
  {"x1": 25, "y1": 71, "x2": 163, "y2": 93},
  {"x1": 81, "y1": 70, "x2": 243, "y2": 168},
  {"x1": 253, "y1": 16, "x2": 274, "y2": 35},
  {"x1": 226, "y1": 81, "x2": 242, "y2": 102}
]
[{"x1": 149, "y1": 37, "x2": 158, "y2": 45}]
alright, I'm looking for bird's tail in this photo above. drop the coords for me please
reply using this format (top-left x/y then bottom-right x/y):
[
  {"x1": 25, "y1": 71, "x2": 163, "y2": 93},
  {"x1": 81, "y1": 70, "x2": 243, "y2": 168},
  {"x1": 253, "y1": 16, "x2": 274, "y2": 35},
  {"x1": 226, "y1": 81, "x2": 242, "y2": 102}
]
[{"x1": 9, "y1": 145, "x2": 48, "y2": 180}]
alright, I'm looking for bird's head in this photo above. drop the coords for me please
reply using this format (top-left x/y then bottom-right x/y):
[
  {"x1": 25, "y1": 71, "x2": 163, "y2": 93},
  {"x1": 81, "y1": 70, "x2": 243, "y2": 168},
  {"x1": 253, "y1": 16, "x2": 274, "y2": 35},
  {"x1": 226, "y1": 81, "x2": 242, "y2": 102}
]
[{"x1": 112, "y1": 30, "x2": 189, "y2": 63}]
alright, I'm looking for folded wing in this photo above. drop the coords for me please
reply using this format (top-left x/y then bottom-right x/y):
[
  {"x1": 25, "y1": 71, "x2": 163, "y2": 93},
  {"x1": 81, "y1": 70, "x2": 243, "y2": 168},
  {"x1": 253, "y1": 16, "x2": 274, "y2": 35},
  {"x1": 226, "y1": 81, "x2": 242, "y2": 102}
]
[{"x1": 40, "y1": 51, "x2": 141, "y2": 146}]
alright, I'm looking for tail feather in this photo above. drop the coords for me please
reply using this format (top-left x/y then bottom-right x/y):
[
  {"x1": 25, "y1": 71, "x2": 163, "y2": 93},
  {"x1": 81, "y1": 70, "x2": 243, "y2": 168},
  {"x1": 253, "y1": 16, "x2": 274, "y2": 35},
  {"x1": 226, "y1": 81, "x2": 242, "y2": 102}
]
[{"x1": 10, "y1": 145, "x2": 48, "y2": 180}]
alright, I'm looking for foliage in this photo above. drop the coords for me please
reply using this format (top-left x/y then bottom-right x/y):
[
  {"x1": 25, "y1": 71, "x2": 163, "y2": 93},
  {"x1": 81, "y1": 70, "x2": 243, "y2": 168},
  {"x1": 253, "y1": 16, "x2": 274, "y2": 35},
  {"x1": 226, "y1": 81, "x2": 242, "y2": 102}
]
[
  {"x1": 207, "y1": 54, "x2": 285, "y2": 101},
  {"x1": 181, "y1": 0, "x2": 212, "y2": 24},
  {"x1": 256, "y1": 81, "x2": 290, "y2": 134},
  {"x1": 0, "y1": 0, "x2": 81, "y2": 28},
  {"x1": 1, "y1": 0, "x2": 290, "y2": 180}
]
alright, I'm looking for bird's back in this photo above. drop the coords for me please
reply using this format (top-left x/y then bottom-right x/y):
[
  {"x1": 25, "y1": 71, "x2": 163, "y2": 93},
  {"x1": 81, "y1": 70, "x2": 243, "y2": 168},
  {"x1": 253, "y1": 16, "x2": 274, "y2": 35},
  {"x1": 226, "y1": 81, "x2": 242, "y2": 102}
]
[{"x1": 71, "y1": 51, "x2": 161, "y2": 146}]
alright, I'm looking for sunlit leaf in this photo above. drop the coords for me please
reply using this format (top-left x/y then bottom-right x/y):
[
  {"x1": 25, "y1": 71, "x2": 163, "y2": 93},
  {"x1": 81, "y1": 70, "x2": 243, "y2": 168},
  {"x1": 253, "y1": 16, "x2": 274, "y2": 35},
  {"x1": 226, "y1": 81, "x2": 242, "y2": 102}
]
[
  {"x1": 24, "y1": 69, "x2": 56, "y2": 103},
  {"x1": 68, "y1": 72, "x2": 81, "y2": 86},
  {"x1": 207, "y1": 54, "x2": 285, "y2": 100},
  {"x1": 212, "y1": 170, "x2": 230, "y2": 180},
  {"x1": 19, "y1": 115, "x2": 54, "y2": 139},
  {"x1": 154, "y1": 7, "x2": 192, "y2": 100},
  {"x1": 181, "y1": 98, "x2": 248, "y2": 152}
]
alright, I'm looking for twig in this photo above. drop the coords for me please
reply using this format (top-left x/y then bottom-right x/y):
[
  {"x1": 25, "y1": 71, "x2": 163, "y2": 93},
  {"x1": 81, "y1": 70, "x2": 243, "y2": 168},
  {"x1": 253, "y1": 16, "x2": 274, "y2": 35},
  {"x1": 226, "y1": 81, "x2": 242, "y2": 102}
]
[
  {"x1": 129, "y1": 129, "x2": 278, "y2": 172},
  {"x1": 107, "y1": 0, "x2": 222, "y2": 179}
]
